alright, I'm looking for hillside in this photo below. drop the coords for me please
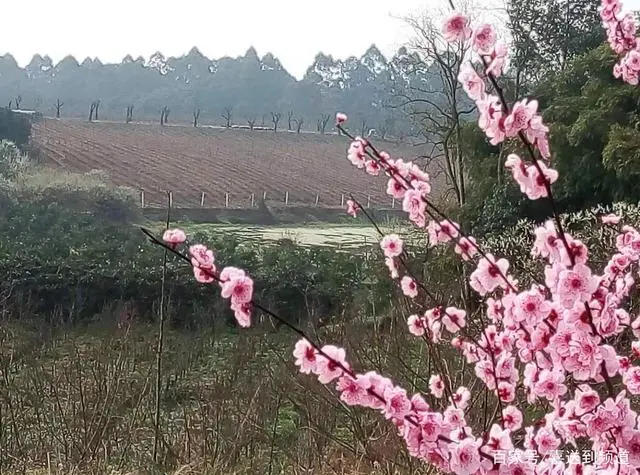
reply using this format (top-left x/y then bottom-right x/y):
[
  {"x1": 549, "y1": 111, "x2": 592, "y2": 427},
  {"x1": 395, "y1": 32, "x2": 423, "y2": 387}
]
[
  {"x1": 0, "y1": 45, "x2": 447, "y2": 139},
  {"x1": 31, "y1": 118, "x2": 442, "y2": 208}
]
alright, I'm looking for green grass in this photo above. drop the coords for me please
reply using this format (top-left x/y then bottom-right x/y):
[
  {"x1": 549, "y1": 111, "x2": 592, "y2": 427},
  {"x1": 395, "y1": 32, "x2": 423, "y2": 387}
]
[{"x1": 174, "y1": 223, "x2": 387, "y2": 248}]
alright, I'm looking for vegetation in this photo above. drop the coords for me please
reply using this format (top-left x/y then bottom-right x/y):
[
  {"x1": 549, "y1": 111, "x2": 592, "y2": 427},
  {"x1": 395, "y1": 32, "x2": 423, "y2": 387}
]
[
  {"x1": 460, "y1": 41, "x2": 640, "y2": 235},
  {"x1": 2, "y1": 0, "x2": 640, "y2": 473},
  {"x1": 0, "y1": 107, "x2": 32, "y2": 149},
  {"x1": 0, "y1": 46, "x2": 409, "y2": 136}
]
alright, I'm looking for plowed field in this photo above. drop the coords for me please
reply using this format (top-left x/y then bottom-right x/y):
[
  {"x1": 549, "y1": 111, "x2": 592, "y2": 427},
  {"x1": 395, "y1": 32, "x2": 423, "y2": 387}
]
[{"x1": 31, "y1": 119, "x2": 440, "y2": 208}]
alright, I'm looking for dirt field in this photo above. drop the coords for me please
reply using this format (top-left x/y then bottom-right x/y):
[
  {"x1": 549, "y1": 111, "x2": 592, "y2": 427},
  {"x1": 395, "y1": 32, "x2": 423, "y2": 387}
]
[{"x1": 31, "y1": 118, "x2": 441, "y2": 208}]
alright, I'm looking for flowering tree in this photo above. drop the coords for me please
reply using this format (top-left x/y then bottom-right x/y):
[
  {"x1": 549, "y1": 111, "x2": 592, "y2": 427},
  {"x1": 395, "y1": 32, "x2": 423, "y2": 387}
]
[{"x1": 144, "y1": 0, "x2": 640, "y2": 472}]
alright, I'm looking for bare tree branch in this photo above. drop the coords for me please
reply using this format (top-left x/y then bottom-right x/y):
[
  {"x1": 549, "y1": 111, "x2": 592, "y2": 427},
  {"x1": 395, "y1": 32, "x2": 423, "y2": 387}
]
[
  {"x1": 271, "y1": 112, "x2": 281, "y2": 132},
  {"x1": 221, "y1": 107, "x2": 233, "y2": 128}
]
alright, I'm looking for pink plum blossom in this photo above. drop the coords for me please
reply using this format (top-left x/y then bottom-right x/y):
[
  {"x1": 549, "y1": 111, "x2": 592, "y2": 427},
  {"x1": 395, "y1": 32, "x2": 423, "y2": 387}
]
[
  {"x1": 346, "y1": 199, "x2": 359, "y2": 217},
  {"x1": 380, "y1": 234, "x2": 403, "y2": 258},
  {"x1": 314, "y1": 345, "x2": 349, "y2": 384},
  {"x1": 400, "y1": 276, "x2": 418, "y2": 298},
  {"x1": 293, "y1": 338, "x2": 317, "y2": 374},
  {"x1": 162, "y1": 228, "x2": 186, "y2": 248},
  {"x1": 472, "y1": 24, "x2": 497, "y2": 55},
  {"x1": 429, "y1": 374, "x2": 445, "y2": 398},
  {"x1": 442, "y1": 12, "x2": 472, "y2": 43}
]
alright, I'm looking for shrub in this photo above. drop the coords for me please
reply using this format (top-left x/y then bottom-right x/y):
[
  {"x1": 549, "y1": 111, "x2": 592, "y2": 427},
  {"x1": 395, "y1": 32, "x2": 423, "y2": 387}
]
[{"x1": 0, "y1": 107, "x2": 31, "y2": 149}]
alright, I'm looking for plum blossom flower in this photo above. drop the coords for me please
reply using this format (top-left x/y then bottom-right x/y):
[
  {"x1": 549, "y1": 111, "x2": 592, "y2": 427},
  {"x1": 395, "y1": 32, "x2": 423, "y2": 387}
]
[
  {"x1": 502, "y1": 406, "x2": 523, "y2": 431},
  {"x1": 522, "y1": 162, "x2": 559, "y2": 200},
  {"x1": 486, "y1": 41, "x2": 508, "y2": 77},
  {"x1": 346, "y1": 199, "x2": 359, "y2": 217},
  {"x1": 347, "y1": 139, "x2": 366, "y2": 168},
  {"x1": 472, "y1": 24, "x2": 497, "y2": 55},
  {"x1": 513, "y1": 287, "x2": 551, "y2": 325},
  {"x1": 429, "y1": 374, "x2": 445, "y2": 398},
  {"x1": 426, "y1": 220, "x2": 460, "y2": 246},
  {"x1": 458, "y1": 62, "x2": 485, "y2": 101},
  {"x1": 401, "y1": 276, "x2": 418, "y2": 298},
  {"x1": 365, "y1": 159, "x2": 381, "y2": 176},
  {"x1": 189, "y1": 245, "x2": 217, "y2": 283},
  {"x1": 442, "y1": 12, "x2": 472, "y2": 43},
  {"x1": 385, "y1": 256, "x2": 399, "y2": 279},
  {"x1": 336, "y1": 374, "x2": 370, "y2": 406},
  {"x1": 314, "y1": 345, "x2": 348, "y2": 384},
  {"x1": 449, "y1": 437, "x2": 482, "y2": 474},
  {"x1": 335, "y1": 112, "x2": 348, "y2": 124},
  {"x1": 189, "y1": 244, "x2": 214, "y2": 269},
  {"x1": 554, "y1": 263, "x2": 598, "y2": 309},
  {"x1": 386, "y1": 177, "x2": 406, "y2": 199},
  {"x1": 293, "y1": 338, "x2": 317, "y2": 374},
  {"x1": 476, "y1": 94, "x2": 505, "y2": 144},
  {"x1": 383, "y1": 386, "x2": 412, "y2": 420},
  {"x1": 623, "y1": 366, "x2": 640, "y2": 394},
  {"x1": 407, "y1": 314, "x2": 427, "y2": 336},
  {"x1": 230, "y1": 301, "x2": 251, "y2": 327},
  {"x1": 469, "y1": 253, "x2": 510, "y2": 295},
  {"x1": 380, "y1": 234, "x2": 403, "y2": 258},
  {"x1": 220, "y1": 268, "x2": 254, "y2": 305},
  {"x1": 504, "y1": 98, "x2": 539, "y2": 137},
  {"x1": 162, "y1": 228, "x2": 186, "y2": 248},
  {"x1": 574, "y1": 385, "x2": 600, "y2": 416},
  {"x1": 402, "y1": 189, "x2": 426, "y2": 225},
  {"x1": 454, "y1": 236, "x2": 478, "y2": 261},
  {"x1": 533, "y1": 369, "x2": 567, "y2": 401},
  {"x1": 442, "y1": 307, "x2": 466, "y2": 332},
  {"x1": 193, "y1": 265, "x2": 215, "y2": 284}
]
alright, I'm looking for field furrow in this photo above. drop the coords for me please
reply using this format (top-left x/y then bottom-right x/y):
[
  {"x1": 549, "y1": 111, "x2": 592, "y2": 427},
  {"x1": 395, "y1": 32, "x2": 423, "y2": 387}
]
[{"x1": 32, "y1": 118, "x2": 442, "y2": 208}]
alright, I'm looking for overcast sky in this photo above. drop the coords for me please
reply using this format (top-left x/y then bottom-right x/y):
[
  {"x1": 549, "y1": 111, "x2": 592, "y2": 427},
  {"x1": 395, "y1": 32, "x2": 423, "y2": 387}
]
[{"x1": 2, "y1": 0, "x2": 640, "y2": 80}]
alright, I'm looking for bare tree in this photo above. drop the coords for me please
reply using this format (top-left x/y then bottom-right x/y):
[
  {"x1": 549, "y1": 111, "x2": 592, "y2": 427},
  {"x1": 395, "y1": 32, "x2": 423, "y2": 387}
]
[
  {"x1": 247, "y1": 117, "x2": 256, "y2": 130},
  {"x1": 287, "y1": 110, "x2": 294, "y2": 130},
  {"x1": 392, "y1": 8, "x2": 476, "y2": 206},
  {"x1": 160, "y1": 106, "x2": 170, "y2": 125},
  {"x1": 261, "y1": 114, "x2": 267, "y2": 127},
  {"x1": 94, "y1": 100, "x2": 101, "y2": 120},
  {"x1": 271, "y1": 112, "x2": 281, "y2": 132},
  {"x1": 221, "y1": 107, "x2": 233, "y2": 128},
  {"x1": 7, "y1": 100, "x2": 12, "y2": 109},
  {"x1": 89, "y1": 101, "x2": 100, "y2": 122},
  {"x1": 126, "y1": 105, "x2": 134, "y2": 123},
  {"x1": 14, "y1": 95, "x2": 22, "y2": 110},
  {"x1": 55, "y1": 99, "x2": 64, "y2": 119},
  {"x1": 319, "y1": 114, "x2": 331, "y2": 134},
  {"x1": 193, "y1": 108, "x2": 201, "y2": 127},
  {"x1": 294, "y1": 117, "x2": 304, "y2": 134}
]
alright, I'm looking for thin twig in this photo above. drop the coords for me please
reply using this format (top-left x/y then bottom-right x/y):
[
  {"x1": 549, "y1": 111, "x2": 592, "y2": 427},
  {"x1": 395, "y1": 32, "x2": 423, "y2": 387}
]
[{"x1": 153, "y1": 191, "x2": 171, "y2": 463}]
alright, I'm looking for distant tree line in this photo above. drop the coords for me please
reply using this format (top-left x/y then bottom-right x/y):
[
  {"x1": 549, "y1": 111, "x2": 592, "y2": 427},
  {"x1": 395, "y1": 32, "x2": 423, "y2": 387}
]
[{"x1": 0, "y1": 45, "x2": 442, "y2": 139}]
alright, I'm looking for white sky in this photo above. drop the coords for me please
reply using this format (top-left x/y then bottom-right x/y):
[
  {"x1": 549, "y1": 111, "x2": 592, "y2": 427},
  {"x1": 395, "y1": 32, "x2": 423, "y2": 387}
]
[{"x1": 2, "y1": 0, "x2": 640, "y2": 80}]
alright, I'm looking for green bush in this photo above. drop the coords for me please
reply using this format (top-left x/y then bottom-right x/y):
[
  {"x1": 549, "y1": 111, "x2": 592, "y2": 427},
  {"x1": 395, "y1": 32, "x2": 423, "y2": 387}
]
[
  {"x1": 0, "y1": 108, "x2": 31, "y2": 149},
  {"x1": 0, "y1": 166, "x2": 399, "y2": 327}
]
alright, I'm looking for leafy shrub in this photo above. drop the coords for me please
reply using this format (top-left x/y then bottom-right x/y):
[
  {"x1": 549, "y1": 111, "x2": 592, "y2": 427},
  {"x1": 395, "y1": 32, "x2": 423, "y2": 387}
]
[
  {"x1": 0, "y1": 166, "x2": 400, "y2": 326},
  {"x1": 0, "y1": 108, "x2": 31, "y2": 149}
]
